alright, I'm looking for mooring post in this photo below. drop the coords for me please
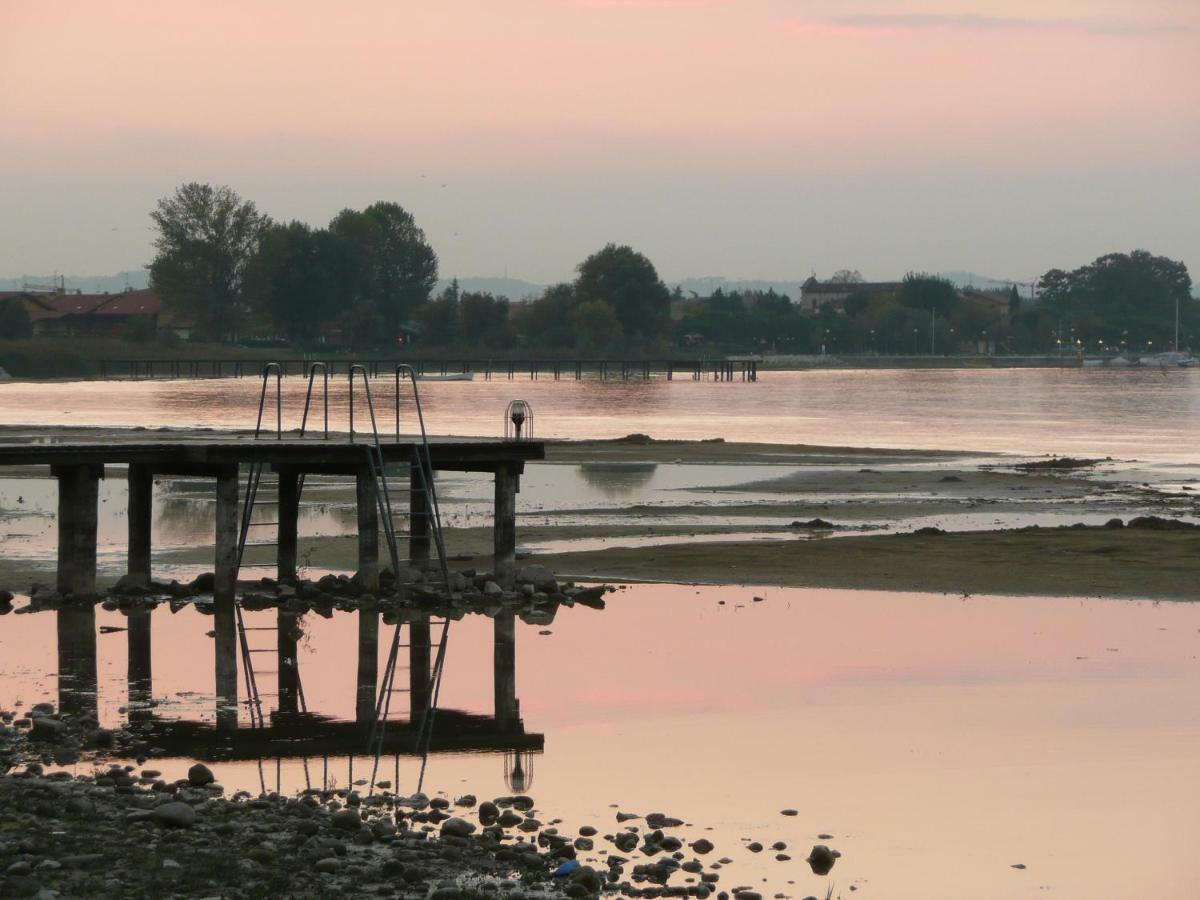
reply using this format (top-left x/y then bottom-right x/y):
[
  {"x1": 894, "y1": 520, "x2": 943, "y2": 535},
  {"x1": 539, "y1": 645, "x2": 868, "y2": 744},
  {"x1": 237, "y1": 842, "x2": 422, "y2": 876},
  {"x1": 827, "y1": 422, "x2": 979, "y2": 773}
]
[
  {"x1": 53, "y1": 463, "x2": 103, "y2": 597},
  {"x1": 126, "y1": 463, "x2": 153, "y2": 587},
  {"x1": 494, "y1": 612, "x2": 518, "y2": 730},
  {"x1": 494, "y1": 464, "x2": 518, "y2": 589},
  {"x1": 278, "y1": 609, "x2": 300, "y2": 715},
  {"x1": 356, "y1": 466, "x2": 380, "y2": 590},
  {"x1": 410, "y1": 616, "x2": 431, "y2": 717},
  {"x1": 277, "y1": 468, "x2": 300, "y2": 584},
  {"x1": 410, "y1": 460, "x2": 431, "y2": 570},
  {"x1": 214, "y1": 465, "x2": 239, "y2": 728},
  {"x1": 57, "y1": 605, "x2": 99, "y2": 720}
]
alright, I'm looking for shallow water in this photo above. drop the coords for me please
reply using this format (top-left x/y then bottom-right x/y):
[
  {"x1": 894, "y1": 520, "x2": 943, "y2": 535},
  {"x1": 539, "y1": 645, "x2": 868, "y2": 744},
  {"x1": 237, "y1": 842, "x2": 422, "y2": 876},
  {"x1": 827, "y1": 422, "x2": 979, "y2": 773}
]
[{"x1": 3, "y1": 584, "x2": 1199, "y2": 899}]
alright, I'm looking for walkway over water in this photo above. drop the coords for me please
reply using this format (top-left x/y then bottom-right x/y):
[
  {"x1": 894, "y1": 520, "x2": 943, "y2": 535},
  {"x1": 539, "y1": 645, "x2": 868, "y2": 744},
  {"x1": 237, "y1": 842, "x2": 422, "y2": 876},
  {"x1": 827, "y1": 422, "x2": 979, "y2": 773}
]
[{"x1": 0, "y1": 434, "x2": 545, "y2": 735}]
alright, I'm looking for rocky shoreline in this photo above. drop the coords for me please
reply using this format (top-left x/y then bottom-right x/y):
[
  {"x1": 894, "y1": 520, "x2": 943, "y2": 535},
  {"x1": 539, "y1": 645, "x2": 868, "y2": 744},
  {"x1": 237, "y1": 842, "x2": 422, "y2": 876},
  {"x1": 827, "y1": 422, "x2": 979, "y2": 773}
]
[{"x1": 1, "y1": 710, "x2": 839, "y2": 900}]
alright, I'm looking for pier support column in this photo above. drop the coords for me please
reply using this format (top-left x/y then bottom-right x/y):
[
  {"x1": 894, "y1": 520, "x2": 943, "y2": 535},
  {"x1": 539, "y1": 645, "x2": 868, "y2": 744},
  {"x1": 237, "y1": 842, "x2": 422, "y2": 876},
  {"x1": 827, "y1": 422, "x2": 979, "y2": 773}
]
[
  {"x1": 356, "y1": 466, "x2": 380, "y2": 591},
  {"x1": 126, "y1": 463, "x2": 153, "y2": 587},
  {"x1": 410, "y1": 616, "x2": 431, "y2": 717},
  {"x1": 409, "y1": 462, "x2": 431, "y2": 570},
  {"x1": 125, "y1": 606, "x2": 153, "y2": 718},
  {"x1": 494, "y1": 612, "x2": 519, "y2": 730},
  {"x1": 53, "y1": 464, "x2": 103, "y2": 597},
  {"x1": 277, "y1": 468, "x2": 300, "y2": 584},
  {"x1": 214, "y1": 466, "x2": 239, "y2": 729},
  {"x1": 356, "y1": 610, "x2": 379, "y2": 725},
  {"x1": 57, "y1": 605, "x2": 98, "y2": 720},
  {"x1": 494, "y1": 464, "x2": 518, "y2": 589},
  {"x1": 277, "y1": 609, "x2": 300, "y2": 715}
]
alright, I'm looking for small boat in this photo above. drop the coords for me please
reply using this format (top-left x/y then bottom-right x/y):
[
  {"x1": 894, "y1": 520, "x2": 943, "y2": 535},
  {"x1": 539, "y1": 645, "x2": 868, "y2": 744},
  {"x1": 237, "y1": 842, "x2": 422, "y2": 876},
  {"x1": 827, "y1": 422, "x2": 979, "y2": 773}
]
[{"x1": 414, "y1": 372, "x2": 474, "y2": 382}]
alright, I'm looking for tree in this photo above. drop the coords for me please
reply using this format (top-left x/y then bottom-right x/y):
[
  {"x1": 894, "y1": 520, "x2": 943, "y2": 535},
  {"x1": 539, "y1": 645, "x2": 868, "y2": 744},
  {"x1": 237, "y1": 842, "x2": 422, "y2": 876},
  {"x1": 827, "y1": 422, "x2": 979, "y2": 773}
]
[
  {"x1": 458, "y1": 291, "x2": 511, "y2": 348},
  {"x1": 0, "y1": 300, "x2": 33, "y2": 339},
  {"x1": 149, "y1": 183, "x2": 270, "y2": 340},
  {"x1": 1038, "y1": 250, "x2": 1194, "y2": 348},
  {"x1": 570, "y1": 299, "x2": 623, "y2": 352},
  {"x1": 1008, "y1": 285, "x2": 1021, "y2": 316},
  {"x1": 329, "y1": 202, "x2": 438, "y2": 346},
  {"x1": 575, "y1": 244, "x2": 670, "y2": 340},
  {"x1": 830, "y1": 269, "x2": 864, "y2": 284},
  {"x1": 514, "y1": 283, "x2": 576, "y2": 348},
  {"x1": 243, "y1": 221, "x2": 341, "y2": 342},
  {"x1": 899, "y1": 273, "x2": 960, "y2": 316},
  {"x1": 417, "y1": 280, "x2": 461, "y2": 346}
]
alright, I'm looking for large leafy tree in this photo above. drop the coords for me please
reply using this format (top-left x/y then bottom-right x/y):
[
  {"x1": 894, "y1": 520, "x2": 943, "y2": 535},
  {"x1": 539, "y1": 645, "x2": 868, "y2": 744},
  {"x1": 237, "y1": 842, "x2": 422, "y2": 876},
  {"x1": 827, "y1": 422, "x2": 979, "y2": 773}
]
[
  {"x1": 329, "y1": 202, "x2": 438, "y2": 345},
  {"x1": 243, "y1": 221, "x2": 340, "y2": 342},
  {"x1": 899, "y1": 273, "x2": 960, "y2": 316},
  {"x1": 149, "y1": 183, "x2": 270, "y2": 339},
  {"x1": 575, "y1": 244, "x2": 670, "y2": 341}
]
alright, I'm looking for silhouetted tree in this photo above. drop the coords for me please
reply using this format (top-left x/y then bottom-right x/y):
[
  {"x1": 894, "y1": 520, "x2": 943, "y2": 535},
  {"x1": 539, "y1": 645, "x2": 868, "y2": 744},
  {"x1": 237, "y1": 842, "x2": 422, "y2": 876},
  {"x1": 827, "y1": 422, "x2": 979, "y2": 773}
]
[
  {"x1": 0, "y1": 300, "x2": 33, "y2": 339},
  {"x1": 575, "y1": 244, "x2": 670, "y2": 340},
  {"x1": 149, "y1": 183, "x2": 271, "y2": 339},
  {"x1": 244, "y1": 221, "x2": 341, "y2": 342}
]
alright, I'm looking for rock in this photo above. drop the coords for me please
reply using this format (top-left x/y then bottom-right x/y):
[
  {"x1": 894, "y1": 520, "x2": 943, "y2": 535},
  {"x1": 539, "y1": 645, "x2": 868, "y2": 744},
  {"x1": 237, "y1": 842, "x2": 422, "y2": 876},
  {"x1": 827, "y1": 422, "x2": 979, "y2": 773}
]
[
  {"x1": 441, "y1": 817, "x2": 476, "y2": 838},
  {"x1": 691, "y1": 839, "x2": 714, "y2": 855},
  {"x1": 498, "y1": 810, "x2": 523, "y2": 828},
  {"x1": 516, "y1": 565, "x2": 558, "y2": 594},
  {"x1": 780, "y1": 809, "x2": 798, "y2": 817},
  {"x1": 455, "y1": 794, "x2": 477, "y2": 807},
  {"x1": 483, "y1": 581, "x2": 504, "y2": 597},
  {"x1": 314, "y1": 857, "x2": 342, "y2": 873},
  {"x1": 187, "y1": 763, "x2": 215, "y2": 786},
  {"x1": 806, "y1": 845, "x2": 838, "y2": 876},
  {"x1": 151, "y1": 801, "x2": 196, "y2": 828},
  {"x1": 746, "y1": 842, "x2": 763, "y2": 853},
  {"x1": 331, "y1": 809, "x2": 362, "y2": 831},
  {"x1": 646, "y1": 813, "x2": 684, "y2": 829},
  {"x1": 579, "y1": 825, "x2": 597, "y2": 836},
  {"x1": 771, "y1": 842, "x2": 786, "y2": 851},
  {"x1": 190, "y1": 572, "x2": 215, "y2": 592},
  {"x1": 30, "y1": 716, "x2": 67, "y2": 741},
  {"x1": 478, "y1": 801, "x2": 500, "y2": 825}
]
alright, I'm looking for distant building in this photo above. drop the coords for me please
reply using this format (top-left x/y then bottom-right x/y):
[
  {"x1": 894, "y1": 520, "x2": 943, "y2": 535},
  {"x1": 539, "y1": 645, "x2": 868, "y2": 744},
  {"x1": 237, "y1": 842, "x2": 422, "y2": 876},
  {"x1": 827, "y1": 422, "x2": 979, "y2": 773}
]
[
  {"x1": 0, "y1": 288, "x2": 172, "y2": 338},
  {"x1": 959, "y1": 289, "x2": 1011, "y2": 317},
  {"x1": 799, "y1": 276, "x2": 902, "y2": 314}
]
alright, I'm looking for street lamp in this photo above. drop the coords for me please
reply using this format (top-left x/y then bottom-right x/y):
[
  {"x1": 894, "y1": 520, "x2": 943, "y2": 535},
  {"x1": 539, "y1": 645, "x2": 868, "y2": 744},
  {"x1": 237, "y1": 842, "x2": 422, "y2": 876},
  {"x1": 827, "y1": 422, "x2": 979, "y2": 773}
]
[{"x1": 505, "y1": 400, "x2": 532, "y2": 440}]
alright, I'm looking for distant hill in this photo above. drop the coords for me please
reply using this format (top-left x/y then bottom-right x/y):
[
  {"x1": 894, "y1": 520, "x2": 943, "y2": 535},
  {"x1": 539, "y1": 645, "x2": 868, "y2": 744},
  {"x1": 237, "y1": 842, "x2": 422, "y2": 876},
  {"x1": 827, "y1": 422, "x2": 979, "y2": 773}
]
[
  {"x1": 0, "y1": 270, "x2": 150, "y2": 293},
  {"x1": 938, "y1": 271, "x2": 1031, "y2": 295}
]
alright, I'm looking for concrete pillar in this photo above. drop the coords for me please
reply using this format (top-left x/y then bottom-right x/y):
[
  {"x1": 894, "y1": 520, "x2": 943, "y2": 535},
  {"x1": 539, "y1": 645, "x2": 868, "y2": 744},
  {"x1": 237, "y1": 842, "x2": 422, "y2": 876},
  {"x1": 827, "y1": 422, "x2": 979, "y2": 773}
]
[
  {"x1": 53, "y1": 464, "x2": 103, "y2": 596},
  {"x1": 125, "y1": 606, "x2": 153, "y2": 717},
  {"x1": 356, "y1": 466, "x2": 379, "y2": 591},
  {"x1": 409, "y1": 616, "x2": 431, "y2": 717},
  {"x1": 356, "y1": 610, "x2": 379, "y2": 725},
  {"x1": 277, "y1": 468, "x2": 300, "y2": 584},
  {"x1": 409, "y1": 462, "x2": 431, "y2": 570},
  {"x1": 277, "y1": 609, "x2": 300, "y2": 715},
  {"x1": 494, "y1": 612, "x2": 519, "y2": 730},
  {"x1": 56, "y1": 605, "x2": 98, "y2": 720},
  {"x1": 494, "y1": 465, "x2": 518, "y2": 589},
  {"x1": 214, "y1": 466, "x2": 239, "y2": 729},
  {"x1": 126, "y1": 463, "x2": 153, "y2": 587}
]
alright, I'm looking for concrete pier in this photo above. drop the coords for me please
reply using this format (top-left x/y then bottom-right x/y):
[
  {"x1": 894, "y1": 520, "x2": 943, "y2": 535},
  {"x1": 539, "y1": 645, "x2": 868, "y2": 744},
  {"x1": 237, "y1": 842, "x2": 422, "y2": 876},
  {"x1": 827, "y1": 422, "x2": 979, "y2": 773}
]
[
  {"x1": 56, "y1": 605, "x2": 98, "y2": 719},
  {"x1": 277, "y1": 610, "x2": 301, "y2": 715},
  {"x1": 410, "y1": 616, "x2": 431, "y2": 715},
  {"x1": 214, "y1": 466, "x2": 239, "y2": 728},
  {"x1": 53, "y1": 464, "x2": 102, "y2": 596},
  {"x1": 494, "y1": 465, "x2": 518, "y2": 589},
  {"x1": 276, "y1": 468, "x2": 301, "y2": 584},
  {"x1": 356, "y1": 466, "x2": 379, "y2": 590},
  {"x1": 126, "y1": 463, "x2": 153, "y2": 587}
]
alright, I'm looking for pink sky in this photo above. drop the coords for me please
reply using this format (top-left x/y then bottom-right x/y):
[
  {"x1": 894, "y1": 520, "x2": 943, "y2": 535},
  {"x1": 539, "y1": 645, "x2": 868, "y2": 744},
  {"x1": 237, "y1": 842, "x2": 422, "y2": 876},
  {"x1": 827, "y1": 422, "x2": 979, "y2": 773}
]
[{"x1": 1, "y1": 0, "x2": 1197, "y2": 283}]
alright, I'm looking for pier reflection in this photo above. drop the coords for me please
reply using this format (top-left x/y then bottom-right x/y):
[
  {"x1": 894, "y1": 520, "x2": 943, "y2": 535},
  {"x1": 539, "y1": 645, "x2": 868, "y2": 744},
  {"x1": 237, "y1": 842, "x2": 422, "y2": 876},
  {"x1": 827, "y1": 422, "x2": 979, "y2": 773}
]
[{"x1": 50, "y1": 601, "x2": 543, "y2": 770}]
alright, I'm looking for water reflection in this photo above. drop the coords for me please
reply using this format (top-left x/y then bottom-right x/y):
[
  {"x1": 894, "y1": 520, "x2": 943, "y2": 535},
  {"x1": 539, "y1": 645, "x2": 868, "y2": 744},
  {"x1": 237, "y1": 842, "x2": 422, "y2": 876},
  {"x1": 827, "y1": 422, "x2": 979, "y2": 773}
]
[
  {"x1": 43, "y1": 602, "x2": 544, "y2": 770},
  {"x1": 576, "y1": 462, "x2": 658, "y2": 497}
]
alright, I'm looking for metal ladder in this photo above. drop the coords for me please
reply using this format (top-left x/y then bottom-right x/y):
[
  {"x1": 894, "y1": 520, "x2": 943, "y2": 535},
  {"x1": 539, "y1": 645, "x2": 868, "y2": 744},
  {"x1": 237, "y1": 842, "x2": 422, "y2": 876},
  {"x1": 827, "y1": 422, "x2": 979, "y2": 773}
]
[
  {"x1": 234, "y1": 363, "x2": 329, "y2": 727},
  {"x1": 361, "y1": 365, "x2": 454, "y2": 788}
]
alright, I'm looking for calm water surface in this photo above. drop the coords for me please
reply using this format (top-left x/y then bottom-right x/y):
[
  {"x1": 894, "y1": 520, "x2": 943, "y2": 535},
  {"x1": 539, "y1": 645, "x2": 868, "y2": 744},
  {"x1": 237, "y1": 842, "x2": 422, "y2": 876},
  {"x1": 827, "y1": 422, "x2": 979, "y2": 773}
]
[
  {"x1": 2, "y1": 584, "x2": 1198, "y2": 899},
  {"x1": 1, "y1": 368, "x2": 1199, "y2": 462}
]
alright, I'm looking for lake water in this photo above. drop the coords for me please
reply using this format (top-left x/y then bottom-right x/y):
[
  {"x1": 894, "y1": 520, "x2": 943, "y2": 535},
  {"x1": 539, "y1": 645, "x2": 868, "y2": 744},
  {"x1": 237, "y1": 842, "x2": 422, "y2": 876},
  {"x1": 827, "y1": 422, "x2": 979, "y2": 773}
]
[
  {"x1": 2, "y1": 370, "x2": 1199, "y2": 899},
  {"x1": 1, "y1": 368, "x2": 1199, "y2": 462},
  {"x1": 2, "y1": 584, "x2": 1198, "y2": 899}
]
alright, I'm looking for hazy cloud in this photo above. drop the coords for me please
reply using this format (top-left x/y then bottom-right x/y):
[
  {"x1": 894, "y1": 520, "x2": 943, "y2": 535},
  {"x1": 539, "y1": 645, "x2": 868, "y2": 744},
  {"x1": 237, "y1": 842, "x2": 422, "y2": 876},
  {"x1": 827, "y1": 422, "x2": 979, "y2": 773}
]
[{"x1": 796, "y1": 13, "x2": 1190, "y2": 36}]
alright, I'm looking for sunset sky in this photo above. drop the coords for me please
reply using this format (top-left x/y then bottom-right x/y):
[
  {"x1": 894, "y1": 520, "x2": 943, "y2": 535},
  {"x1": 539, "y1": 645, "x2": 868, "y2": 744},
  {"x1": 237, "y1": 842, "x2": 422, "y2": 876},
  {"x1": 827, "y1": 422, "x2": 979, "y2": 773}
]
[{"x1": 2, "y1": 0, "x2": 1197, "y2": 285}]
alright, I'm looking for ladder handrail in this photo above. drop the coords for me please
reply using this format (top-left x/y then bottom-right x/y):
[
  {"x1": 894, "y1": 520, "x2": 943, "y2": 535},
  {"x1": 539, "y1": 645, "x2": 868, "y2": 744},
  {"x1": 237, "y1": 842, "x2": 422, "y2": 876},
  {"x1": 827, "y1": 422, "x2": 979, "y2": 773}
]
[
  {"x1": 395, "y1": 365, "x2": 452, "y2": 588},
  {"x1": 299, "y1": 362, "x2": 330, "y2": 439},
  {"x1": 254, "y1": 363, "x2": 283, "y2": 440},
  {"x1": 348, "y1": 365, "x2": 402, "y2": 577}
]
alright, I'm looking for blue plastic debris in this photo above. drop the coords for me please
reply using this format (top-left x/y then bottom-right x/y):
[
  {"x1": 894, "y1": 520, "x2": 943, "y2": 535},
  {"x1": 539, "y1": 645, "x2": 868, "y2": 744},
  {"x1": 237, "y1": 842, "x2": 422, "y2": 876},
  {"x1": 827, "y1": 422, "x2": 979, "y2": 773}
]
[{"x1": 552, "y1": 859, "x2": 581, "y2": 878}]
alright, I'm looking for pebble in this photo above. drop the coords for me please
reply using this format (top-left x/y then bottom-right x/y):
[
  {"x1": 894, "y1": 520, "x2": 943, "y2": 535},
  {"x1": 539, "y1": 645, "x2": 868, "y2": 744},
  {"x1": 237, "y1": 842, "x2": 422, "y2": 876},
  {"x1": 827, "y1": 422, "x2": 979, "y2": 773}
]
[
  {"x1": 187, "y1": 763, "x2": 215, "y2": 786},
  {"x1": 441, "y1": 817, "x2": 477, "y2": 838},
  {"x1": 151, "y1": 801, "x2": 196, "y2": 828},
  {"x1": 691, "y1": 839, "x2": 714, "y2": 854},
  {"x1": 780, "y1": 809, "x2": 798, "y2": 817},
  {"x1": 805, "y1": 845, "x2": 839, "y2": 876}
]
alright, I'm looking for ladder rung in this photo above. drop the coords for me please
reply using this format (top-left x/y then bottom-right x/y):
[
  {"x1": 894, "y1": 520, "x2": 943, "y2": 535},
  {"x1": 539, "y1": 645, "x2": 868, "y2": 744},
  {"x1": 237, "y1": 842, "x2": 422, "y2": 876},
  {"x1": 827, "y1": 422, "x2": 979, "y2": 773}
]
[
  {"x1": 247, "y1": 522, "x2": 279, "y2": 526},
  {"x1": 240, "y1": 626, "x2": 276, "y2": 631},
  {"x1": 247, "y1": 648, "x2": 274, "y2": 653}
]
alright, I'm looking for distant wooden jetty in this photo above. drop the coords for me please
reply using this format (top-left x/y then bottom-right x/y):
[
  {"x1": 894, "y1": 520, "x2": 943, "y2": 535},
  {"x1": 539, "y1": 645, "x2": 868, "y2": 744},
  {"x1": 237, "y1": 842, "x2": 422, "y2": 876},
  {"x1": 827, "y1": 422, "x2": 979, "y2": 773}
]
[{"x1": 95, "y1": 356, "x2": 760, "y2": 382}]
